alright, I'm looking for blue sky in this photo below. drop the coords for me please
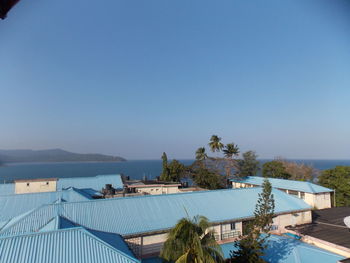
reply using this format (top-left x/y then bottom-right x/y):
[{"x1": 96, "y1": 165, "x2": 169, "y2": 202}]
[{"x1": 1, "y1": 0, "x2": 350, "y2": 160}]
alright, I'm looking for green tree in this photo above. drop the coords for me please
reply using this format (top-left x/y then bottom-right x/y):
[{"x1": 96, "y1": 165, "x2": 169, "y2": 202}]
[
  {"x1": 161, "y1": 215, "x2": 224, "y2": 263},
  {"x1": 160, "y1": 152, "x2": 170, "y2": 181},
  {"x1": 262, "y1": 160, "x2": 291, "y2": 179},
  {"x1": 208, "y1": 135, "x2": 224, "y2": 153},
  {"x1": 236, "y1": 151, "x2": 260, "y2": 177},
  {"x1": 254, "y1": 178, "x2": 275, "y2": 234},
  {"x1": 195, "y1": 147, "x2": 208, "y2": 168},
  {"x1": 193, "y1": 167, "x2": 223, "y2": 190},
  {"x1": 223, "y1": 143, "x2": 239, "y2": 174},
  {"x1": 230, "y1": 178, "x2": 275, "y2": 263},
  {"x1": 168, "y1": 159, "x2": 186, "y2": 182},
  {"x1": 318, "y1": 166, "x2": 350, "y2": 207}
]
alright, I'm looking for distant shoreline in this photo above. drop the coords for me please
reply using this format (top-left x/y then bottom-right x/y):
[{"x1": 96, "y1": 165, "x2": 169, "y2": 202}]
[{"x1": 1, "y1": 160, "x2": 127, "y2": 166}]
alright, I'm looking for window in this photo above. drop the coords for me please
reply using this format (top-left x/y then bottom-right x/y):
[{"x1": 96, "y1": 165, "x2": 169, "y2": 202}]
[
  {"x1": 46, "y1": 182, "x2": 49, "y2": 185},
  {"x1": 288, "y1": 190, "x2": 299, "y2": 197},
  {"x1": 230, "y1": 223, "x2": 236, "y2": 230},
  {"x1": 300, "y1": 192, "x2": 305, "y2": 199},
  {"x1": 26, "y1": 183, "x2": 30, "y2": 187}
]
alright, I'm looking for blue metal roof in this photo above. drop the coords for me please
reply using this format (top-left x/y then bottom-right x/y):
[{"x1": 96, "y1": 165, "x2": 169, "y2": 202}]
[
  {"x1": 57, "y1": 174, "x2": 124, "y2": 191},
  {"x1": 144, "y1": 234, "x2": 344, "y2": 263},
  {"x1": 231, "y1": 176, "x2": 333, "y2": 193},
  {"x1": 0, "y1": 188, "x2": 311, "y2": 237},
  {"x1": 0, "y1": 183, "x2": 14, "y2": 195},
  {"x1": 0, "y1": 227, "x2": 140, "y2": 263},
  {"x1": 0, "y1": 188, "x2": 91, "y2": 225},
  {"x1": 35, "y1": 215, "x2": 136, "y2": 258},
  {"x1": 220, "y1": 234, "x2": 344, "y2": 263}
]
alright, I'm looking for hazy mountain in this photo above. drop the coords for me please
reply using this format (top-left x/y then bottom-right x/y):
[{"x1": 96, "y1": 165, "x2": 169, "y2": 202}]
[{"x1": 0, "y1": 149, "x2": 126, "y2": 163}]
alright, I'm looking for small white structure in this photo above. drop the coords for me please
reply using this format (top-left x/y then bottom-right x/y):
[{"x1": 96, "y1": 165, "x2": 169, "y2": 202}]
[
  {"x1": 231, "y1": 176, "x2": 334, "y2": 209},
  {"x1": 126, "y1": 182, "x2": 181, "y2": 195},
  {"x1": 15, "y1": 178, "x2": 57, "y2": 194}
]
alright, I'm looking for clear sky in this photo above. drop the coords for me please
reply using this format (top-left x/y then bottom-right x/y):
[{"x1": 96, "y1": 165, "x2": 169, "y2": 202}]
[{"x1": 1, "y1": 0, "x2": 350, "y2": 160}]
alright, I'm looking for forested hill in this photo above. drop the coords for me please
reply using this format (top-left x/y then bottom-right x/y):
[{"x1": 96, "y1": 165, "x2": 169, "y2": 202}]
[{"x1": 0, "y1": 149, "x2": 126, "y2": 163}]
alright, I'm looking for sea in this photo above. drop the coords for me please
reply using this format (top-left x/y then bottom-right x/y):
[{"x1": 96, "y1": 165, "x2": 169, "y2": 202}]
[{"x1": 0, "y1": 159, "x2": 350, "y2": 184}]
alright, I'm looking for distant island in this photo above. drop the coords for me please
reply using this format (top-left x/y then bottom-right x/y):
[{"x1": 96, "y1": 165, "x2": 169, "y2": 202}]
[{"x1": 0, "y1": 149, "x2": 126, "y2": 164}]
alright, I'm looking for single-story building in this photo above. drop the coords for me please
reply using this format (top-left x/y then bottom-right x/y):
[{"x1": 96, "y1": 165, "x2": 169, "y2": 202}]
[
  {"x1": 231, "y1": 176, "x2": 334, "y2": 209},
  {"x1": 0, "y1": 187, "x2": 312, "y2": 259},
  {"x1": 125, "y1": 181, "x2": 182, "y2": 195},
  {"x1": 0, "y1": 174, "x2": 124, "y2": 195}
]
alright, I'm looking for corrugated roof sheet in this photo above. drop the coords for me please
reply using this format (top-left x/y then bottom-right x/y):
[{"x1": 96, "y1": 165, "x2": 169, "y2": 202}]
[
  {"x1": 34, "y1": 215, "x2": 136, "y2": 258},
  {"x1": 144, "y1": 234, "x2": 345, "y2": 263},
  {"x1": 220, "y1": 234, "x2": 344, "y2": 263},
  {"x1": 0, "y1": 227, "x2": 140, "y2": 263},
  {"x1": 231, "y1": 176, "x2": 333, "y2": 193},
  {"x1": 57, "y1": 174, "x2": 124, "y2": 191},
  {"x1": 0, "y1": 188, "x2": 91, "y2": 225},
  {"x1": 0, "y1": 183, "x2": 14, "y2": 195},
  {"x1": 0, "y1": 188, "x2": 311, "y2": 237}
]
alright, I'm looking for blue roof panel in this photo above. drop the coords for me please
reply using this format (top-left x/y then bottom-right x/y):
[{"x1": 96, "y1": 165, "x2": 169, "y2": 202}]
[
  {"x1": 144, "y1": 234, "x2": 345, "y2": 263},
  {"x1": 0, "y1": 227, "x2": 140, "y2": 263},
  {"x1": 220, "y1": 234, "x2": 344, "y2": 262},
  {"x1": 0, "y1": 183, "x2": 14, "y2": 195},
  {"x1": 231, "y1": 176, "x2": 333, "y2": 193},
  {"x1": 57, "y1": 174, "x2": 124, "y2": 191},
  {"x1": 0, "y1": 188, "x2": 91, "y2": 223},
  {"x1": 0, "y1": 188, "x2": 311, "y2": 237}
]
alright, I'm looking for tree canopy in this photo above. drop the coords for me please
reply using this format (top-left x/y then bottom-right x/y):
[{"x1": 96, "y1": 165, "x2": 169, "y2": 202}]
[
  {"x1": 262, "y1": 160, "x2": 291, "y2": 179},
  {"x1": 262, "y1": 159, "x2": 314, "y2": 181},
  {"x1": 230, "y1": 178, "x2": 275, "y2": 263},
  {"x1": 236, "y1": 151, "x2": 260, "y2": 177},
  {"x1": 160, "y1": 215, "x2": 224, "y2": 263},
  {"x1": 318, "y1": 166, "x2": 350, "y2": 207},
  {"x1": 193, "y1": 167, "x2": 224, "y2": 190}
]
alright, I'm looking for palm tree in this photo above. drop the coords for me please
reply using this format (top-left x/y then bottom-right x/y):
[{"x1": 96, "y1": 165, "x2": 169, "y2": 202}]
[
  {"x1": 196, "y1": 147, "x2": 207, "y2": 161},
  {"x1": 223, "y1": 143, "x2": 240, "y2": 181},
  {"x1": 208, "y1": 135, "x2": 224, "y2": 153},
  {"x1": 223, "y1": 143, "x2": 239, "y2": 159},
  {"x1": 161, "y1": 215, "x2": 224, "y2": 263}
]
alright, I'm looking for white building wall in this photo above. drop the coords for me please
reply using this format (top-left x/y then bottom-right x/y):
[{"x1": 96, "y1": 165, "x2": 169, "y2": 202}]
[
  {"x1": 272, "y1": 211, "x2": 312, "y2": 232},
  {"x1": 134, "y1": 186, "x2": 180, "y2": 195},
  {"x1": 232, "y1": 182, "x2": 332, "y2": 210},
  {"x1": 15, "y1": 180, "x2": 57, "y2": 194}
]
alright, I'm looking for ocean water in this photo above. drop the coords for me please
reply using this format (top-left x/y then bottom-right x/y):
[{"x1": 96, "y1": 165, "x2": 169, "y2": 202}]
[{"x1": 0, "y1": 159, "x2": 349, "y2": 183}]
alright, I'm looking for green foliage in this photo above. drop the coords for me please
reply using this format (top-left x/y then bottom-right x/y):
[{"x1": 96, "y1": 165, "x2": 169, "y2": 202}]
[
  {"x1": 222, "y1": 143, "x2": 239, "y2": 159},
  {"x1": 193, "y1": 168, "x2": 223, "y2": 190},
  {"x1": 230, "y1": 178, "x2": 274, "y2": 263},
  {"x1": 160, "y1": 152, "x2": 171, "y2": 181},
  {"x1": 318, "y1": 166, "x2": 350, "y2": 207},
  {"x1": 262, "y1": 159, "x2": 314, "y2": 181},
  {"x1": 160, "y1": 215, "x2": 224, "y2": 263},
  {"x1": 208, "y1": 135, "x2": 224, "y2": 153},
  {"x1": 168, "y1": 159, "x2": 186, "y2": 182},
  {"x1": 254, "y1": 178, "x2": 275, "y2": 234},
  {"x1": 262, "y1": 161, "x2": 291, "y2": 179},
  {"x1": 236, "y1": 151, "x2": 260, "y2": 177},
  {"x1": 195, "y1": 147, "x2": 208, "y2": 169},
  {"x1": 229, "y1": 232, "x2": 266, "y2": 263}
]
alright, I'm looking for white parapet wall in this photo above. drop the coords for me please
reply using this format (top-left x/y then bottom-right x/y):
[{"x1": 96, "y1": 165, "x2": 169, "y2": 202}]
[{"x1": 15, "y1": 179, "x2": 57, "y2": 194}]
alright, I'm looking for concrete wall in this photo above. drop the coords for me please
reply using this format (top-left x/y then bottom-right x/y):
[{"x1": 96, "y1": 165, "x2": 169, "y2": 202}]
[
  {"x1": 134, "y1": 186, "x2": 180, "y2": 195},
  {"x1": 15, "y1": 180, "x2": 57, "y2": 194},
  {"x1": 272, "y1": 211, "x2": 312, "y2": 232}
]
